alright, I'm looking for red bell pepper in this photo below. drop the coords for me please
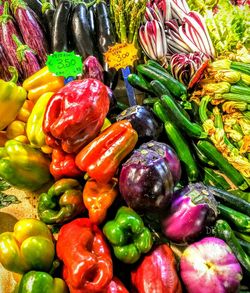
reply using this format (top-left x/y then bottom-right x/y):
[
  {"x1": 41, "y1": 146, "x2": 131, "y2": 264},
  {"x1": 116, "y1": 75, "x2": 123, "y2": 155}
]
[
  {"x1": 106, "y1": 277, "x2": 129, "y2": 293},
  {"x1": 75, "y1": 120, "x2": 138, "y2": 183},
  {"x1": 56, "y1": 218, "x2": 113, "y2": 293},
  {"x1": 50, "y1": 148, "x2": 82, "y2": 180},
  {"x1": 131, "y1": 244, "x2": 182, "y2": 293},
  {"x1": 43, "y1": 78, "x2": 110, "y2": 153}
]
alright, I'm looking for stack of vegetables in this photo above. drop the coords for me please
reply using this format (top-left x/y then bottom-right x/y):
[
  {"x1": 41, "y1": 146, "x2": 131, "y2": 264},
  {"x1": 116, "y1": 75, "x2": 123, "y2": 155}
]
[{"x1": 0, "y1": 0, "x2": 250, "y2": 292}]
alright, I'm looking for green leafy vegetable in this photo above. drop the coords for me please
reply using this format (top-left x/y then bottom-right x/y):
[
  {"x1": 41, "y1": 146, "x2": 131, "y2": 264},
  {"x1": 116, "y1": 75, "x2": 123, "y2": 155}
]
[
  {"x1": 0, "y1": 177, "x2": 11, "y2": 191},
  {"x1": 187, "y1": 0, "x2": 250, "y2": 55},
  {"x1": 0, "y1": 193, "x2": 20, "y2": 208},
  {"x1": 0, "y1": 177, "x2": 20, "y2": 208}
]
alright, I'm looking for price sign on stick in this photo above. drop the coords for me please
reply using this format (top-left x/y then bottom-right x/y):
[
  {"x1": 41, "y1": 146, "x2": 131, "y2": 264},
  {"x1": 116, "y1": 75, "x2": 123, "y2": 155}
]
[
  {"x1": 46, "y1": 51, "x2": 83, "y2": 78},
  {"x1": 104, "y1": 43, "x2": 138, "y2": 70}
]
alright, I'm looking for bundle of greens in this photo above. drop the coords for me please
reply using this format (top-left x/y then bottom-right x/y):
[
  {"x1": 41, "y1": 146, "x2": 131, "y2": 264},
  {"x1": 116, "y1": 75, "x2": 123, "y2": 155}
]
[{"x1": 186, "y1": 0, "x2": 250, "y2": 56}]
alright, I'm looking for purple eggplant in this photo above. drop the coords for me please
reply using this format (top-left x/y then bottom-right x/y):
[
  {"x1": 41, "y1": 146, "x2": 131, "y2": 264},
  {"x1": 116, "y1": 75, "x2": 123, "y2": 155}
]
[
  {"x1": 12, "y1": 35, "x2": 40, "y2": 79},
  {"x1": 0, "y1": 2, "x2": 23, "y2": 78},
  {"x1": 116, "y1": 106, "x2": 162, "y2": 143},
  {"x1": 162, "y1": 183, "x2": 218, "y2": 244},
  {"x1": 82, "y1": 56, "x2": 104, "y2": 82},
  {"x1": 139, "y1": 141, "x2": 181, "y2": 184},
  {"x1": 0, "y1": 44, "x2": 12, "y2": 80},
  {"x1": 119, "y1": 149, "x2": 174, "y2": 212},
  {"x1": 11, "y1": 0, "x2": 48, "y2": 65}
]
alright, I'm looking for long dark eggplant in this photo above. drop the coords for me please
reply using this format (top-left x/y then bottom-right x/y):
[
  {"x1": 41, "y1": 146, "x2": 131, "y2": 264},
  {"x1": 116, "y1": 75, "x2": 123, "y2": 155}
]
[
  {"x1": 0, "y1": 2, "x2": 23, "y2": 78},
  {"x1": 23, "y1": 0, "x2": 44, "y2": 24},
  {"x1": 95, "y1": 1, "x2": 118, "y2": 90},
  {"x1": 11, "y1": 0, "x2": 49, "y2": 66},
  {"x1": 88, "y1": 5, "x2": 96, "y2": 41},
  {"x1": 52, "y1": 0, "x2": 72, "y2": 52},
  {"x1": 71, "y1": 3, "x2": 95, "y2": 60},
  {"x1": 42, "y1": 1, "x2": 55, "y2": 48},
  {"x1": 0, "y1": 44, "x2": 12, "y2": 81}
]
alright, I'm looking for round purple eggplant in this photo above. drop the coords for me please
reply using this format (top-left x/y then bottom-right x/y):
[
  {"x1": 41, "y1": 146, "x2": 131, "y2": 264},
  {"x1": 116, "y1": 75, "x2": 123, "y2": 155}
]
[
  {"x1": 119, "y1": 149, "x2": 174, "y2": 212},
  {"x1": 139, "y1": 140, "x2": 181, "y2": 184},
  {"x1": 162, "y1": 183, "x2": 218, "y2": 244},
  {"x1": 116, "y1": 106, "x2": 162, "y2": 143}
]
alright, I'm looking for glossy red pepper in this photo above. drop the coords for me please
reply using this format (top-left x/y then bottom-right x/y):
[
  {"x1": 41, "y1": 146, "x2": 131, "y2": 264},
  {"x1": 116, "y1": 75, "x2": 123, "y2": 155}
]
[
  {"x1": 50, "y1": 148, "x2": 82, "y2": 180},
  {"x1": 106, "y1": 277, "x2": 129, "y2": 293},
  {"x1": 43, "y1": 78, "x2": 110, "y2": 153},
  {"x1": 131, "y1": 244, "x2": 182, "y2": 293},
  {"x1": 56, "y1": 218, "x2": 113, "y2": 293},
  {"x1": 75, "y1": 120, "x2": 138, "y2": 183}
]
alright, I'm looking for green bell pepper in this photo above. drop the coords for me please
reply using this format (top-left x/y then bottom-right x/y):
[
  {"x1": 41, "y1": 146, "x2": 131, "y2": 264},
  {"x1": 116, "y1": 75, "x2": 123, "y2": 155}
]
[
  {"x1": 0, "y1": 139, "x2": 51, "y2": 191},
  {"x1": 16, "y1": 271, "x2": 68, "y2": 293},
  {"x1": 0, "y1": 218, "x2": 55, "y2": 274},
  {"x1": 103, "y1": 206, "x2": 153, "y2": 264},
  {"x1": 38, "y1": 178, "x2": 85, "y2": 225}
]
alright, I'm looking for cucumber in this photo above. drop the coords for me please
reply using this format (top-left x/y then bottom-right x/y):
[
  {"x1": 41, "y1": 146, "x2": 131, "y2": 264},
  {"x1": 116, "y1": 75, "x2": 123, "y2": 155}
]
[
  {"x1": 208, "y1": 186, "x2": 250, "y2": 216},
  {"x1": 137, "y1": 64, "x2": 187, "y2": 97},
  {"x1": 197, "y1": 141, "x2": 246, "y2": 188},
  {"x1": 214, "y1": 219, "x2": 250, "y2": 272},
  {"x1": 127, "y1": 73, "x2": 153, "y2": 93}
]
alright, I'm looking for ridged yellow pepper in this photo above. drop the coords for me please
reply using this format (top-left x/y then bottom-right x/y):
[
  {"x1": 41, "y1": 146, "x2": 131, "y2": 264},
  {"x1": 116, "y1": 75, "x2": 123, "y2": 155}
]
[
  {"x1": 26, "y1": 92, "x2": 54, "y2": 148},
  {"x1": 0, "y1": 68, "x2": 27, "y2": 130}
]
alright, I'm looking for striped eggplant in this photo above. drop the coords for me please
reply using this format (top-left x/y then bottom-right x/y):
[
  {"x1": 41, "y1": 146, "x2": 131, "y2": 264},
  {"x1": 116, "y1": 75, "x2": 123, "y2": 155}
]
[
  {"x1": 0, "y1": 44, "x2": 12, "y2": 81},
  {"x1": 11, "y1": 0, "x2": 49, "y2": 65},
  {"x1": 139, "y1": 20, "x2": 168, "y2": 67},
  {"x1": 12, "y1": 34, "x2": 41, "y2": 79},
  {"x1": 0, "y1": 2, "x2": 23, "y2": 78}
]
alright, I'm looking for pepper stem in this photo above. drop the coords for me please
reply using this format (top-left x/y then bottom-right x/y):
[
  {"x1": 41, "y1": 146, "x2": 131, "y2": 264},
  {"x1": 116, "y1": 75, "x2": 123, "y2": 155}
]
[{"x1": 8, "y1": 66, "x2": 19, "y2": 83}]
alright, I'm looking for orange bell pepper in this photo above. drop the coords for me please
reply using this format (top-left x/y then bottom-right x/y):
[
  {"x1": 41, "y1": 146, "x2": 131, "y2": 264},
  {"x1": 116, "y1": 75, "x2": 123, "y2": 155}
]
[
  {"x1": 75, "y1": 120, "x2": 138, "y2": 183},
  {"x1": 83, "y1": 178, "x2": 118, "y2": 224}
]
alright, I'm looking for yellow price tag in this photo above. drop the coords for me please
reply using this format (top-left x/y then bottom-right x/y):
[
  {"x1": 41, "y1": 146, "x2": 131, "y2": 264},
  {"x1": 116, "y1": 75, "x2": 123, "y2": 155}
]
[{"x1": 104, "y1": 43, "x2": 138, "y2": 70}]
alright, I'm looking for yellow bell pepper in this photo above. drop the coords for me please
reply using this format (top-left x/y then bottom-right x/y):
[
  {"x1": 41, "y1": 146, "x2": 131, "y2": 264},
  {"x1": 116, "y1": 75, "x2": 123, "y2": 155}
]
[
  {"x1": 23, "y1": 66, "x2": 64, "y2": 103},
  {"x1": 26, "y1": 92, "x2": 54, "y2": 148},
  {"x1": 6, "y1": 120, "x2": 28, "y2": 144},
  {"x1": 0, "y1": 68, "x2": 27, "y2": 130},
  {"x1": 16, "y1": 99, "x2": 35, "y2": 122}
]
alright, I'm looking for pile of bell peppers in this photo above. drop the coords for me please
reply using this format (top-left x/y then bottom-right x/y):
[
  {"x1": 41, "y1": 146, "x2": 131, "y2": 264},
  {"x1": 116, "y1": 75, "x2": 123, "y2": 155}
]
[{"x1": 0, "y1": 62, "x2": 248, "y2": 293}]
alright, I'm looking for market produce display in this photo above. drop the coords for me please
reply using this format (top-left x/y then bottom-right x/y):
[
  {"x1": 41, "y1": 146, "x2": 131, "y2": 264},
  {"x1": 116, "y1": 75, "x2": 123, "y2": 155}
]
[{"x1": 0, "y1": 0, "x2": 250, "y2": 292}]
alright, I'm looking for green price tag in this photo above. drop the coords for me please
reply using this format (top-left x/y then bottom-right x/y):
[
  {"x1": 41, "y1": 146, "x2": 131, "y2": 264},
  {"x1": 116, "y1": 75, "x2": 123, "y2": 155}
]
[{"x1": 46, "y1": 51, "x2": 83, "y2": 78}]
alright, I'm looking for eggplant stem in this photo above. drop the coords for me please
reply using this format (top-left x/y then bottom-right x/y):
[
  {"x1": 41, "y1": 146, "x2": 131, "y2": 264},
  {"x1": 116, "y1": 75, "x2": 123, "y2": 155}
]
[{"x1": 0, "y1": 2, "x2": 14, "y2": 24}]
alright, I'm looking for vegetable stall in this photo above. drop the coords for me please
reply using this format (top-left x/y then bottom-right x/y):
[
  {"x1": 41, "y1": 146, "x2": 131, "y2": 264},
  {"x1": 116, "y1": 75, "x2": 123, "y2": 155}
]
[{"x1": 0, "y1": 0, "x2": 250, "y2": 292}]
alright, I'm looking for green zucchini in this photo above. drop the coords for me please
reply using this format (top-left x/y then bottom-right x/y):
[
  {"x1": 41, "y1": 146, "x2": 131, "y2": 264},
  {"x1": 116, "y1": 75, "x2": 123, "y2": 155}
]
[
  {"x1": 214, "y1": 219, "x2": 250, "y2": 272},
  {"x1": 218, "y1": 203, "x2": 250, "y2": 233},
  {"x1": 161, "y1": 95, "x2": 207, "y2": 138},
  {"x1": 197, "y1": 141, "x2": 246, "y2": 188},
  {"x1": 150, "y1": 80, "x2": 173, "y2": 98},
  {"x1": 136, "y1": 64, "x2": 187, "y2": 97},
  {"x1": 208, "y1": 186, "x2": 250, "y2": 216},
  {"x1": 202, "y1": 168, "x2": 232, "y2": 190},
  {"x1": 238, "y1": 238, "x2": 250, "y2": 256},
  {"x1": 127, "y1": 73, "x2": 153, "y2": 93},
  {"x1": 222, "y1": 93, "x2": 250, "y2": 104},
  {"x1": 231, "y1": 61, "x2": 250, "y2": 75},
  {"x1": 147, "y1": 60, "x2": 167, "y2": 72},
  {"x1": 230, "y1": 85, "x2": 250, "y2": 96},
  {"x1": 153, "y1": 101, "x2": 199, "y2": 182}
]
